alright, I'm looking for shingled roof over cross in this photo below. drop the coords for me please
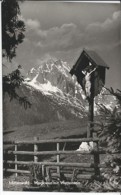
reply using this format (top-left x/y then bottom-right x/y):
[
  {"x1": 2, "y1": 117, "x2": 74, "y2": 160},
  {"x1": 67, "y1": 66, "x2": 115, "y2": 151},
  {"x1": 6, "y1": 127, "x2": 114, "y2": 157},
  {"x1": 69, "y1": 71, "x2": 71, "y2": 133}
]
[
  {"x1": 70, "y1": 49, "x2": 109, "y2": 97},
  {"x1": 70, "y1": 49, "x2": 109, "y2": 76},
  {"x1": 84, "y1": 49, "x2": 109, "y2": 68}
]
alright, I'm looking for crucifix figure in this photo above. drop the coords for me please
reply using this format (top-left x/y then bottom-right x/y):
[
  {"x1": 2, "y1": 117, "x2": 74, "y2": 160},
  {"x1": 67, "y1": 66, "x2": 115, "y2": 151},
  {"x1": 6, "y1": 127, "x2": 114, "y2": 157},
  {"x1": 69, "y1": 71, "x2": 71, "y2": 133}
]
[{"x1": 82, "y1": 62, "x2": 97, "y2": 100}]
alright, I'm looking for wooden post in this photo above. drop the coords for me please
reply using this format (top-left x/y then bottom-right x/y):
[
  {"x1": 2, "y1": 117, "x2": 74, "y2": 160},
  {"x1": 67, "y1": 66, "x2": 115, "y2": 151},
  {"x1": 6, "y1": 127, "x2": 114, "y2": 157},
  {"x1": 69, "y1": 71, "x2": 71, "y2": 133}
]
[
  {"x1": 93, "y1": 129, "x2": 100, "y2": 176},
  {"x1": 34, "y1": 137, "x2": 38, "y2": 181},
  {"x1": 63, "y1": 142, "x2": 66, "y2": 151},
  {"x1": 87, "y1": 97, "x2": 94, "y2": 138},
  {"x1": 56, "y1": 142, "x2": 60, "y2": 175},
  {"x1": 94, "y1": 141, "x2": 100, "y2": 176},
  {"x1": 87, "y1": 80, "x2": 100, "y2": 176},
  {"x1": 34, "y1": 137, "x2": 38, "y2": 163},
  {"x1": 15, "y1": 144, "x2": 18, "y2": 177},
  {"x1": 87, "y1": 72, "x2": 95, "y2": 138},
  {"x1": 42, "y1": 165, "x2": 45, "y2": 180}
]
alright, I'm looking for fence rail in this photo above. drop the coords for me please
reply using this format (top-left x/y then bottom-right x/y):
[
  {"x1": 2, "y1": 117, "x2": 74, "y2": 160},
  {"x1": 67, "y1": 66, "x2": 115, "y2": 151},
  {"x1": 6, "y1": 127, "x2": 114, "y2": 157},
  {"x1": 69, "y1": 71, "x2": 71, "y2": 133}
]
[
  {"x1": 4, "y1": 150, "x2": 105, "y2": 155},
  {"x1": 3, "y1": 168, "x2": 93, "y2": 180},
  {"x1": 3, "y1": 137, "x2": 99, "y2": 144},
  {"x1": 3, "y1": 137, "x2": 101, "y2": 180},
  {"x1": 3, "y1": 161, "x2": 97, "y2": 167}
]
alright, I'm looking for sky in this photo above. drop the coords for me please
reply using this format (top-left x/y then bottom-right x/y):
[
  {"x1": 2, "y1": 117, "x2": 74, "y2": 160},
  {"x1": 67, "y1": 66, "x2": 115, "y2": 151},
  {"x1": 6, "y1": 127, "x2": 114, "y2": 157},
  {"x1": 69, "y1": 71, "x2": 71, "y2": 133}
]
[{"x1": 3, "y1": 1, "x2": 121, "y2": 90}]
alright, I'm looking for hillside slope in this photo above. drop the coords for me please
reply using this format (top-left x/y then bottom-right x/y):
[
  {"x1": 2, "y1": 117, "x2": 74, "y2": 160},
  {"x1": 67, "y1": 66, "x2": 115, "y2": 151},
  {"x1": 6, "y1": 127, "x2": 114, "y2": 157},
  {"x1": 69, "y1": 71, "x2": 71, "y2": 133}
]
[{"x1": 3, "y1": 59, "x2": 116, "y2": 130}]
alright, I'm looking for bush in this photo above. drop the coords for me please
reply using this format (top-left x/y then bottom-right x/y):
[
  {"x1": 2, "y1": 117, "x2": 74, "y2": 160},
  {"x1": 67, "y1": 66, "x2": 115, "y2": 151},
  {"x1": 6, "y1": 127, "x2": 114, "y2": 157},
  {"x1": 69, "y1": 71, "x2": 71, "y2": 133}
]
[{"x1": 93, "y1": 88, "x2": 121, "y2": 191}]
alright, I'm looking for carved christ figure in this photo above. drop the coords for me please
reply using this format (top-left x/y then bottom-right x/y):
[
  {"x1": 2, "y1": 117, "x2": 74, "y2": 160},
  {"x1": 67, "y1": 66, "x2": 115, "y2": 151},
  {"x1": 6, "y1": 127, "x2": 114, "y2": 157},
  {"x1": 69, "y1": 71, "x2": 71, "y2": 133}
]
[{"x1": 82, "y1": 63, "x2": 97, "y2": 99}]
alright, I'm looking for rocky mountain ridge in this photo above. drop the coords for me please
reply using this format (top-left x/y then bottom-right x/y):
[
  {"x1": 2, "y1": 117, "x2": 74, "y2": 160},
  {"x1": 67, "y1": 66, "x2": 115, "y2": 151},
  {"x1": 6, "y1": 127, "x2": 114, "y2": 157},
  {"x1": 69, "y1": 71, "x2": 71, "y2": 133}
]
[{"x1": 3, "y1": 58, "x2": 116, "y2": 129}]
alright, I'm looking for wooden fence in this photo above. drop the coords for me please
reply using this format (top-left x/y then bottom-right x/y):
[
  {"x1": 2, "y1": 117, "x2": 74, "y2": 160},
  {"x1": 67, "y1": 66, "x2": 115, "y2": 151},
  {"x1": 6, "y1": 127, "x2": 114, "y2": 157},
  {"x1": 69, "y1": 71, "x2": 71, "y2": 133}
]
[{"x1": 3, "y1": 137, "x2": 108, "y2": 181}]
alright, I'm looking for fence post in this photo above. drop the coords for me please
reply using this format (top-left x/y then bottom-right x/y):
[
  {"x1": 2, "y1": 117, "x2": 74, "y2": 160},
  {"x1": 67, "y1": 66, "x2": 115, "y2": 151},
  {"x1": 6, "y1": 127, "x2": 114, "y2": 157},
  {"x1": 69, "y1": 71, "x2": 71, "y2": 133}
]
[
  {"x1": 42, "y1": 165, "x2": 45, "y2": 180},
  {"x1": 34, "y1": 137, "x2": 39, "y2": 181},
  {"x1": 57, "y1": 142, "x2": 60, "y2": 175},
  {"x1": 34, "y1": 137, "x2": 38, "y2": 163},
  {"x1": 93, "y1": 137, "x2": 100, "y2": 176},
  {"x1": 15, "y1": 144, "x2": 18, "y2": 177}
]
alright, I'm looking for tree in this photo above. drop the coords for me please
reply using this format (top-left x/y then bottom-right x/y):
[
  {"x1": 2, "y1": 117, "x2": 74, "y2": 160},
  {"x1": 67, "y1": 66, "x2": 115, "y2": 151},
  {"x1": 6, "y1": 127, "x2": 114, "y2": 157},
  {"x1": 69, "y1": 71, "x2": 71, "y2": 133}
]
[
  {"x1": 99, "y1": 88, "x2": 121, "y2": 153},
  {"x1": 89, "y1": 88, "x2": 121, "y2": 191},
  {"x1": 98, "y1": 88, "x2": 121, "y2": 191},
  {"x1": 2, "y1": 0, "x2": 31, "y2": 108},
  {"x1": 2, "y1": 0, "x2": 25, "y2": 60},
  {"x1": 3, "y1": 65, "x2": 31, "y2": 109},
  {"x1": 82, "y1": 88, "x2": 121, "y2": 192}
]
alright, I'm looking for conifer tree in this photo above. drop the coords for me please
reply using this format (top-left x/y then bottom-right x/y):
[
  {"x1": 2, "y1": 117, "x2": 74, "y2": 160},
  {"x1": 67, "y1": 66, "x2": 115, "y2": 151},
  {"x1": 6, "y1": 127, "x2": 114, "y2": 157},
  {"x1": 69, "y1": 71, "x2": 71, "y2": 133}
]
[{"x1": 2, "y1": 0, "x2": 31, "y2": 108}]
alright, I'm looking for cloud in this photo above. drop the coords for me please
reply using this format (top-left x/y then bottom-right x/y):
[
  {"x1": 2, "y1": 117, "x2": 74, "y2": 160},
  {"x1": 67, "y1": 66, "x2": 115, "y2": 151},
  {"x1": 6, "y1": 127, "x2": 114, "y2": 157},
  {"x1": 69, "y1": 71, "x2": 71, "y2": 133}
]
[
  {"x1": 36, "y1": 54, "x2": 57, "y2": 64},
  {"x1": 87, "y1": 10, "x2": 120, "y2": 31},
  {"x1": 27, "y1": 10, "x2": 120, "y2": 54},
  {"x1": 26, "y1": 19, "x2": 40, "y2": 30},
  {"x1": 36, "y1": 41, "x2": 44, "y2": 47},
  {"x1": 35, "y1": 23, "x2": 83, "y2": 51},
  {"x1": 18, "y1": 15, "x2": 41, "y2": 30},
  {"x1": 16, "y1": 10, "x2": 120, "y2": 70},
  {"x1": 37, "y1": 23, "x2": 77, "y2": 39},
  {"x1": 112, "y1": 10, "x2": 121, "y2": 20},
  {"x1": 83, "y1": 10, "x2": 121, "y2": 49}
]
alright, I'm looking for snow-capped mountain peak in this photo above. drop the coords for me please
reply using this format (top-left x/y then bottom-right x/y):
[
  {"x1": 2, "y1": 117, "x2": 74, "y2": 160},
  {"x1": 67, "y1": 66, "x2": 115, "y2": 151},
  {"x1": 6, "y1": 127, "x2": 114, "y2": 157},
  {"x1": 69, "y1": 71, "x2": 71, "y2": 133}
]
[{"x1": 24, "y1": 58, "x2": 116, "y2": 118}]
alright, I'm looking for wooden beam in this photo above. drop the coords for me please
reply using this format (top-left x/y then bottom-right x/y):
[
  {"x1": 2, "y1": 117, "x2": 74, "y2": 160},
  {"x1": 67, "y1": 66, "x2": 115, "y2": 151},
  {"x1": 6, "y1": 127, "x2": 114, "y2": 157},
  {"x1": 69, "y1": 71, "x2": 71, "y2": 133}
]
[
  {"x1": 3, "y1": 160, "x2": 107, "y2": 168},
  {"x1": 3, "y1": 168, "x2": 30, "y2": 174},
  {"x1": 3, "y1": 161, "x2": 96, "y2": 168},
  {"x1": 52, "y1": 172, "x2": 93, "y2": 180},
  {"x1": 3, "y1": 138, "x2": 99, "y2": 145},
  {"x1": 5, "y1": 150, "x2": 103, "y2": 156}
]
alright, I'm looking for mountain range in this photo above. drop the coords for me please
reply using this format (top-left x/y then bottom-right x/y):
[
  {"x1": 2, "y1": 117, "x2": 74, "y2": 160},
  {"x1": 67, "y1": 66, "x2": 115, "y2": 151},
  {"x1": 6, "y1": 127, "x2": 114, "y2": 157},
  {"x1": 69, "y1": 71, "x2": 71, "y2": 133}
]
[{"x1": 3, "y1": 59, "x2": 116, "y2": 130}]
